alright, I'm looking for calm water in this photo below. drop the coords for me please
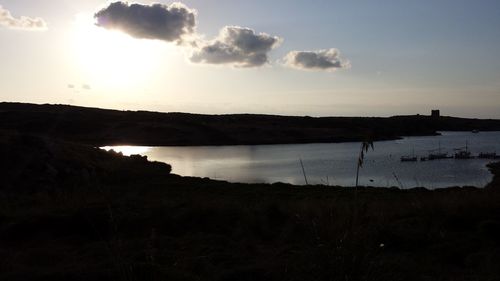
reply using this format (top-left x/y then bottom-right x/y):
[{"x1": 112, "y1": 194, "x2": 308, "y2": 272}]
[{"x1": 102, "y1": 131, "x2": 500, "y2": 189}]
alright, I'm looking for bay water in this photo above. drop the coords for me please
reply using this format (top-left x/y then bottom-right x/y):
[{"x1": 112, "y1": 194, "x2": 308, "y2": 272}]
[{"x1": 102, "y1": 131, "x2": 500, "y2": 188}]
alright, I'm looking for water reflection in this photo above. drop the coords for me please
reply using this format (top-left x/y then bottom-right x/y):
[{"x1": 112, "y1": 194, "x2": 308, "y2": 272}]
[
  {"x1": 101, "y1": 145, "x2": 152, "y2": 156},
  {"x1": 101, "y1": 131, "x2": 500, "y2": 189}
]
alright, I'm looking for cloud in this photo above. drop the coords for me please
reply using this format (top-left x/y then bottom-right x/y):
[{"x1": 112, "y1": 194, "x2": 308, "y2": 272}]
[
  {"x1": 190, "y1": 26, "x2": 282, "y2": 67},
  {"x1": 0, "y1": 5, "x2": 47, "y2": 30},
  {"x1": 94, "y1": 1, "x2": 196, "y2": 43},
  {"x1": 92, "y1": 3, "x2": 349, "y2": 71},
  {"x1": 283, "y1": 48, "x2": 350, "y2": 71}
]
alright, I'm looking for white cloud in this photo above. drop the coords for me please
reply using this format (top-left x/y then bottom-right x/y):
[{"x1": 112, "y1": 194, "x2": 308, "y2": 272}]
[
  {"x1": 190, "y1": 26, "x2": 282, "y2": 67},
  {"x1": 284, "y1": 49, "x2": 350, "y2": 71},
  {"x1": 0, "y1": 5, "x2": 47, "y2": 30}
]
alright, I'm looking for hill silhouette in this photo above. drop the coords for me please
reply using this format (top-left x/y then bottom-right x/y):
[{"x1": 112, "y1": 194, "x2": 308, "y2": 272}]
[{"x1": 2, "y1": 102, "x2": 500, "y2": 146}]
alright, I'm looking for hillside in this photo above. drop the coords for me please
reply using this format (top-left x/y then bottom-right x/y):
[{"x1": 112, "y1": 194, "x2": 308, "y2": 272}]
[
  {"x1": 1, "y1": 133, "x2": 499, "y2": 280},
  {"x1": 2, "y1": 102, "x2": 500, "y2": 146}
]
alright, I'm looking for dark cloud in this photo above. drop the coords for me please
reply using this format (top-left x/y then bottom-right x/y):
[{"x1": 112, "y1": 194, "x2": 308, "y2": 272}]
[
  {"x1": 94, "y1": 1, "x2": 196, "y2": 43},
  {"x1": 284, "y1": 49, "x2": 350, "y2": 71},
  {"x1": 190, "y1": 26, "x2": 282, "y2": 67},
  {"x1": 0, "y1": 5, "x2": 47, "y2": 30}
]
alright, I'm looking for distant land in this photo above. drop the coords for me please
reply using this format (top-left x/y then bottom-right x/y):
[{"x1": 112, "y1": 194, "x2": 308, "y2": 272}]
[{"x1": 2, "y1": 102, "x2": 500, "y2": 146}]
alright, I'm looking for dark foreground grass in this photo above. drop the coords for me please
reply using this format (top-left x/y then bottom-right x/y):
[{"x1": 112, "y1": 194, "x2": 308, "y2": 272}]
[{"x1": 1, "y1": 134, "x2": 500, "y2": 281}]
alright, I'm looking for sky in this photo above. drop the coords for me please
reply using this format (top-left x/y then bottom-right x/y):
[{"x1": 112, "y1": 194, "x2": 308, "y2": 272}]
[{"x1": 1, "y1": 0, "x2": 500, "y2": 118}]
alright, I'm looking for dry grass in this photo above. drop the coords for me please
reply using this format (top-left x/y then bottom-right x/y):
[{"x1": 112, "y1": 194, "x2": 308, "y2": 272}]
[{"x1": 1, "y1": 134, "x2": 500, "y2": 280}]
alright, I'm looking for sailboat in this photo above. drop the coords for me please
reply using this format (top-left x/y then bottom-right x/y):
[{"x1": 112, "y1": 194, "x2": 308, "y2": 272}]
[
  {"x1": 401, "y1": 148, "x2": 417, "y2": 162},
  {"x1": 427, "y1": 141, "x2": 449, "y2": 160},
  {"x1": 454, "y1": 141, "x2": 473, "y2": 159}
]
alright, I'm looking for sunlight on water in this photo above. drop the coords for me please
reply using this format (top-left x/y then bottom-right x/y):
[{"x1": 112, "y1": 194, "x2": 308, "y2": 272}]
[
  {"x1": 101, "y1": 146, "x2": 152, "y2": 156},
  {"x1": 100, "y1": 132, "x2": 500, "y2": 189}
]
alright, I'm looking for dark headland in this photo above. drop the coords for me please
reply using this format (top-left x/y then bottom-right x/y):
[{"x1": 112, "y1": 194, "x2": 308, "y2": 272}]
[
  {"x1": 2, "y1": 102, "x2": 500, "y2": 146},
  {"x1": 1, "y1": 102, "x2": 500, "y2": 281}
]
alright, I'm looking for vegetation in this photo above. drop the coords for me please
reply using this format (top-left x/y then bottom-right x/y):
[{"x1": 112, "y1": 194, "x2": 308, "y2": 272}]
[
  {"x1": 1, "y1": 133, "x2": 500, "y2": 281},
  {"x1": 355, "y1": 139, "x2": 374, "y2": 187}
]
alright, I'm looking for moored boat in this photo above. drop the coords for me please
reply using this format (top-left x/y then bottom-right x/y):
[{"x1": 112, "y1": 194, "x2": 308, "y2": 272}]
[
  {"x1": 401, "y1": 148, "x2": 418, "y2": 162},
  {"x1": 454, "y1": 150, "x2": 473, "y2": 159},
  {"x1": 454, "y1": 141, "x2": 474, "y2": 159},
  {"x1": 401, "y1": 155, "x2": 417, "y2": 162},
  {"x1": 478, "y1": 152, "x2": 497, "y2": 159},
  {"x1": 426, "y1": 141, "x2": 450, "y2": 160},
  {"x1": 428, "y1": 152, "x2": 450, "y2": 160}
]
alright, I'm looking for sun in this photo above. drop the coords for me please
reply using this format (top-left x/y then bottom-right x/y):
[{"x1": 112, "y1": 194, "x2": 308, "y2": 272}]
[{"x1": 72, "y1": 13, "x2": 163, "y2": 90}]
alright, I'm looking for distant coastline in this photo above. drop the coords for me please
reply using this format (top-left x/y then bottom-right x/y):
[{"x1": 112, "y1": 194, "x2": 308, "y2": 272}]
[{"x1": 2, "y1": 102, "x2": 500, "y2": 147}]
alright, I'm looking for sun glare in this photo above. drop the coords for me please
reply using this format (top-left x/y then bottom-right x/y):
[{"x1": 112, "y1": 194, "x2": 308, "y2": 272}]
[
  {"x1": 72, "y1": 14, "x2": 162, "y2": 89},
  {"x1": 101, "y1": 146, "x2": 152, "y2": 156}
]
